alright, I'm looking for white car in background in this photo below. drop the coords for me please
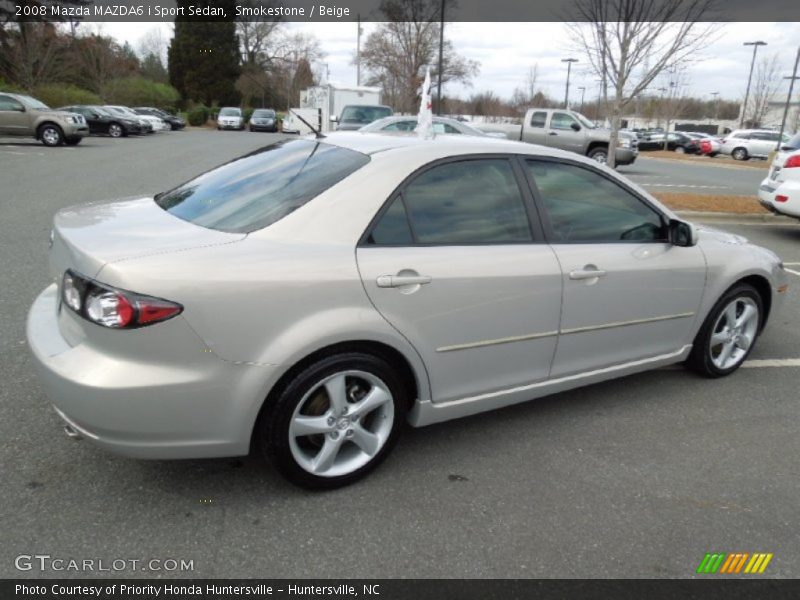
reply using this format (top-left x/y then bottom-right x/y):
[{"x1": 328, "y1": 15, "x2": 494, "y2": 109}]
[
  {"x1": 217, "y1": 107, "x2": 244, "y2": 130},
  {"x1": 758, "y1": 132, "x2": 800, "y2": 218}
]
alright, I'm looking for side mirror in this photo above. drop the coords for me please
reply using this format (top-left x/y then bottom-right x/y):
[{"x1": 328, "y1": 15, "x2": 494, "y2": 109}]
[
  {"x1": 91, "y1": 113, "x2": 100, "y2": 119},
  {"x1": 570, "y1": 122, "x2": 581, "y2": 132},
  {"x1": 329, "y1": 115, "x2": 338, "y2": 122},
  {"x1": 669, "y1": 219, "x2": 698, "y2": 247}
]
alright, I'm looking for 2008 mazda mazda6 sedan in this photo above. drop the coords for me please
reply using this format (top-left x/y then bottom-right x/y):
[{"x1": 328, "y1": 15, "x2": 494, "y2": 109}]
[{"x1": 27, "y1": 132, "x2": 788, "y2": 488}]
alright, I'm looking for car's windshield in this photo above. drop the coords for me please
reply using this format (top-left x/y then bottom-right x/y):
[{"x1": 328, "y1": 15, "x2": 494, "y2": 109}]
[
  {"x1": 219, "y1": 108, "x2": 241, "y2": 116},
  {"x1": 340, "y1": 106, "x2": 392, "y2": 124},
  {"x1": 156, "y1": 139, "x2": 370, "y2": 234},
  {"x1": 252, "y1": 110, "x2": 275, "y2": 118},
  {"x1": 785, "y1": 132, "x2": 800, "y2": 150},
  {"x1": 18, "y1": 95, "x2": 50, "y2": 110},
  {"x1": 573, "y1": 112, "x2": 596, "y2": 129}
]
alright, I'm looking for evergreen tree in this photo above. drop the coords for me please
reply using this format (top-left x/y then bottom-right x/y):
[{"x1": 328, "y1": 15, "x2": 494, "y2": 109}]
[{"x1": 168, "y1": 0, "x2": 240, "y2": 106}]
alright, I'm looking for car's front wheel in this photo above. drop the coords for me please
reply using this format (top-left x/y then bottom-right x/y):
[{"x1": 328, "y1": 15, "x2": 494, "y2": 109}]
[
  {"x1": 732, "y1": 147, "x2": 749, "y2": 161},
  {"x1": 687, "y1": 283, "x2": 762, "y2": 377},
  {"x1": 674, "y1": 145, "x2": 685, "y2": 154},
  {"x1": 39, "y1": 124, "x2": 64, "y2": 147},
  {"x1": 260, "y1": 352, "x2": 406, "y2": 488},
  {"x1": 108, "y1": 123, "x2": 124, "y2": 138}
]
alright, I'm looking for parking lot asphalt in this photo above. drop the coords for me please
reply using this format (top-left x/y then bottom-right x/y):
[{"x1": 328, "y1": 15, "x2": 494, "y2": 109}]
[
  {"x1": 620, "y1": 155, "x2": 767, "y2": 196},
  {"x1": 2, "y1": 130, "x2": 799, "y2": 579}
]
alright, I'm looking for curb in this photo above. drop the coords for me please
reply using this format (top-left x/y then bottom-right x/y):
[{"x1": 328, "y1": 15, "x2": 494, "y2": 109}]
[{"x1": 676, "y1": 210, "x2": 797, "y2": 224}]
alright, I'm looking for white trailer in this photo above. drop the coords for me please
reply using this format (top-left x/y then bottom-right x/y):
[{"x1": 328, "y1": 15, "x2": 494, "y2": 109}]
[
  {"x1": 281, "y1": 108, "x2": 322, "y2": 135},
  {"x1": 300, "y1": 83, "x2": 383, "y2": 132}
]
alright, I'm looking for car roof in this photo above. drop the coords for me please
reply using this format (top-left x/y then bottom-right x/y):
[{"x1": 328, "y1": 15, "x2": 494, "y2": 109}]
[{"x1": 318, "y1": 131, "x2": 579, "y2": 160}]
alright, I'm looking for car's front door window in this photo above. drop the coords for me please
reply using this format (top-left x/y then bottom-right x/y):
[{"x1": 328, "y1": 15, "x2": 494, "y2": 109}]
[{"x1": 526, "y1": 160, "x2": 666, "y2": 243}]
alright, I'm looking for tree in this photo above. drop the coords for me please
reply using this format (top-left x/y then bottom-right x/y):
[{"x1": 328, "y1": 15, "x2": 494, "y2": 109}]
[
  {"x1": 70, "y1": 33, "x2": 139, "y2": 93},
  {"x1": 0, "y1": 22, "x2": 68, "y2": 89},
  {"x1": 745, "y1": 54, "x2": 781, "y2": 128},
  {"x1": 236, "y1": 1, "x2": 284, "y2": 68},
  {"x1": 168, "y1": 0, "x2": 240, "y2": 106},
  {"x1": 568, "y1": 0, "x2": 716, "y2": 166},
  {"x1": 358, "y1": 0, "x2": 479, "y2": 113},
  {"x1": 140, "y1": 52, "x2": 168, "y2": 83}
]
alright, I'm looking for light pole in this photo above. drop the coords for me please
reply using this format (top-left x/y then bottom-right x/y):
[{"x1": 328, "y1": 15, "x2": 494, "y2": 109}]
[
  {"x1": 562, "y1": 58, "x2": 578, "y2": 108},
  {"x1": 577, "y1": 86, "x2": 586, "y2": 112},
  {"x1": 777, "y1": 46, "x2": 800, "y2": 150},
  {"x1": 741, "y1": 41, "x2": 767, "y2": 128},
  {"x1": 710, "y1": 91, "x2": 720, "y2": 120}
]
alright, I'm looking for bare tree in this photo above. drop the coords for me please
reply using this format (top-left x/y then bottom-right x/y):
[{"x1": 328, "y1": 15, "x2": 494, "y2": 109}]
[
  {"x1": 236, "y1": 2, "x2": 284, "y2": 68},
  {"x1": 137, "y1": 27, "x2": 168, "y2": 64},
  {"x1": 1, "y1": 22, "x2": 68, "y2": 89},
  {"x1": 358, "y1": 0, "x2": 479, "y2": 113},
  {"x1": 745, "y1": 54, "x2": 781, "y2": 128},
  {"x1": 567, "y1": 0, "x2": 717, "y2": 166}
]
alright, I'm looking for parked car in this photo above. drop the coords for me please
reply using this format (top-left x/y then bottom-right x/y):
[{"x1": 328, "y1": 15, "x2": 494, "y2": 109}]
[
  {"x1": 57, "y1": 105, "x2": 143, "y2": 137},
  {"x1": 758, "y1": 131, "x2": 800, "y2": 218},
  {"x1": 638, "y1": 132, "x2": 700, "y2": 154},
  {"x1": 478, "y1": 108, "x2": 639, "y2": 166},
  {"x1": 332, "y1": 104, "x2": 393, "y2": 131},
  {"x1": 360, "y1": 115, "x2": 503, "y2": 137},
  {"x1": 27, "y1": 133, "x2": 787, "y2": 489},
  {"x1": 720, "y1": 129, "x2": 791, "y2": 161},
  {"x1": 217, "y1": 107, "x2": 244, "y2": 130},
  {"x1": 0, "y1": 92, "x2": 88, "y2": 146},
  {"x1": 686, "y1": 132, "x2": 722, "y2": 157},
  {"x1": 103, "y1": 106, "x2": 154, "y2": 133},
  {"x1": 133, "y1": 107, "x2": 185, "y2": 131},
  {"x1": 248, "y1": 109, "x2": 278, "y2": 132}
]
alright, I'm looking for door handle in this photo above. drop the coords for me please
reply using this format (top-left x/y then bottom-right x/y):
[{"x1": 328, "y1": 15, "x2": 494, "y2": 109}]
[
  {"x1": 569, "y1": 267, "x2": 607, "y2": 280},
  {"x1": 548, "y1": 131, "x2": 558, "y2": 136},
  {"x1": 376, "y1": 274, "x2": 432, "y2": 288}
]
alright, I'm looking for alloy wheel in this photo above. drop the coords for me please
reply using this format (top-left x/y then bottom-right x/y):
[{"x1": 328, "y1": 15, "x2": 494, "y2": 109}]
[
  {"x1": 41, "y1": 126, "x2": 62, "y2": 146},
  {"x1": 288, "y1": 370, "x2": 395, "y2": 477},
  {"x1": 109, "y1": 124, "x2": 123, "y2": 137},
  {"x1": 708, "y1": 297, "x2": 759, "y2": 370}
]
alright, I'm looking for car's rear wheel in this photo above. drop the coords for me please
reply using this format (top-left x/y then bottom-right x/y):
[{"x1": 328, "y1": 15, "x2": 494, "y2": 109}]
[
  {"x1": 260, "y1": 352, "x2": 406, "y2": 488},
  {"x1": 687, "y1": 283, "x2": 762, "y2": 377},
  {"x1": 39, "y1": 124, "x2": 64, "y2": 147},
  {"x1": 732, "y1": 147, "x2": 749, "y2": 161},
  {"x1": 674, "y1": 146, "x2": 685, "y2": 154},
  {"x1": 108, "y1": 123, "x2": 124, "y2": 138}
]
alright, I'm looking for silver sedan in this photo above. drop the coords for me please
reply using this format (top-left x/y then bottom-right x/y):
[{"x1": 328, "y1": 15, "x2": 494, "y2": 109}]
[{"x1": 27, "y1": 133, "x2": 788, "y2": 488}]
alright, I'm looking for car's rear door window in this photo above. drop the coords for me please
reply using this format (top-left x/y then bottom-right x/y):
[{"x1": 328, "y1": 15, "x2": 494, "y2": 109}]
[
  {"x1": 156, "y1": 139, "x2": 370, "y2": 233},
  {"x1": 366, "y1": 159, "x2": 533, "y2": 245}
]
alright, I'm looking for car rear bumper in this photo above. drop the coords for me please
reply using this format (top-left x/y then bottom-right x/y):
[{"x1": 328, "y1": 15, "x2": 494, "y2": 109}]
[
  {"x1": 26, "y1": 284, "x2": 278, "y2": 459},
  {"x1": 758, "y1": 177, "x2": 800, "y2": 218}
]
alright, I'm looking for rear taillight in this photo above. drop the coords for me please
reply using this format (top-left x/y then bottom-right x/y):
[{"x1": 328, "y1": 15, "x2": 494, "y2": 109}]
[
  {"x1": 784, "y1": 155, "x2": 800, "y2": 168},
  {"x1": 61, "y1": 270, "x2": 182, "y2": 329},
  {"x1": 775, "y1": 195, "x2": 789, "y2": 203}
]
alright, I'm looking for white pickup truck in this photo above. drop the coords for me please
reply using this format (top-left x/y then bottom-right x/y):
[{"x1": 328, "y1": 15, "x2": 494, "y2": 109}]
[{"x1": 478, "y1": 108, "x2": 638, "y2": 166}]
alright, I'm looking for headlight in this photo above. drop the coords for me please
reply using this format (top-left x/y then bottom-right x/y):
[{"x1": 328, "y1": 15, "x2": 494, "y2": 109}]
[{"x1": 617, "y1": 138, "x2": 631, "y2": 148}]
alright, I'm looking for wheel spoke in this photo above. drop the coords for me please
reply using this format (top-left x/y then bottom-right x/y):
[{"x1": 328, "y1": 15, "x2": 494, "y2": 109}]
[
  {"x1": 710, "y1": 330, "x2": 728, "y2": 346},
  {"x1": 290, "y1": 414, "x2": 332, "y2": 437},
  {"x1": 736, "y1": 304, "x2": 756, "y2": 329},
  {"x1": 717, "y1": 340, "x2": 735, "y2": 367},
  {"x1": 736, "y1": 332, "x2": 753, "y2": 351},
  {"x1": 350, "y1": 385, "x2": 391, "y2": 419},
  {"x1": 312, "y1": 436, "x2": 344, "y2": 474},
  {"x1": 324, "y1": 374, "x2": 348, "y2": 416},
  {"x1": 351, "y1": 424, "x2": 381, "y2": 457},
  {"x1": 724, "y1": 303, "x2": 738, "y2": 328}
]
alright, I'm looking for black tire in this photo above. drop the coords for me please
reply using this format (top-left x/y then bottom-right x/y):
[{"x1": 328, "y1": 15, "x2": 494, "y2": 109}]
[
  {"x1": 65, "y1": 137, "x2": 82, "y2": 146},
  {"x1": 259, "y1": 352, "x2": 407, "y2": 489},
  {"x1": 587, "y1": 146, "x2": 609, "y2": 164},
  {"x1": 732, "y1": 147, "x2": 748, "y2": 161},
  {"x1": 38, "y1": 123, "x2": 64, "y2": 147},
  {"x1": 686, "y1": 283, "x2": 763, "y2": 378}
]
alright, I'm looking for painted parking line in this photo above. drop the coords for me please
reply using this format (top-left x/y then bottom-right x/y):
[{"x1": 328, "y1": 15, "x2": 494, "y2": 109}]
[
  {"x1": 741, "y1": 359, "x2": 800, "y2": 368},
  {"x1": 642, "y1": 183, "x2": 730, "y2": 189}
]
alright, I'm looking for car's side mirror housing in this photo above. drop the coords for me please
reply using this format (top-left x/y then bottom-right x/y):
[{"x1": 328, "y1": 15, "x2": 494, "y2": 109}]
[
  {"x1": 669, "y1": 219, "x2": 698, "y2": 247},
  {"x1": 91, "y1": 113, "x2": 99, "y2": 119},
  {"x1": 570, "y1": 122, "x2": 581, "y2": 132},
  {"x1": 329, "y1": 115, "x2": 338, "y2": 122}
]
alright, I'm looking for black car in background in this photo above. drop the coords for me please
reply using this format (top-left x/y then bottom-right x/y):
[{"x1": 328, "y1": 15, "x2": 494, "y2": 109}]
[
  {"x1": 56, "y1": 105, "x2": 142, "y2": 137},
  {"x1": 637, "y1": 131, "x2": 700, "y2": 154},
  {"x1": 248, "y1": 108, "x2": 278, "y2": 132},
  {"x1": 133, "y1": 107, "x2": 186, "y2": 130}
]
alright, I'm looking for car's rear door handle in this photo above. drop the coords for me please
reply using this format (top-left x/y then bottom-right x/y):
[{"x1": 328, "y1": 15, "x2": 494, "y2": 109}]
[
  {"x1": 376, "y1": 274, "x2": 432, "y2": 288},
  {"x1": 569, "y1": 267, "x2": 607, "y2": 280}
]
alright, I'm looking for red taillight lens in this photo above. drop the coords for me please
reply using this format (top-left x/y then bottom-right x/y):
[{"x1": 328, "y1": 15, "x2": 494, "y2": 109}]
[
  {"x1": 61, "y1": 270, "x2": 182, "y2": 329},
  {"x1": 784, "y1": 155, "x2": 800, "y2": 168},
  {"x1": 775, "y1": 195, "x2": 789, "y2": 203}
]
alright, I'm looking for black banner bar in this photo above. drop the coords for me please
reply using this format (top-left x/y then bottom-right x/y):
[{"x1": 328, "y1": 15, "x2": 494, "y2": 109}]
[{"x1": 4, "y1": 579, "x2": 800, "y2": 600}]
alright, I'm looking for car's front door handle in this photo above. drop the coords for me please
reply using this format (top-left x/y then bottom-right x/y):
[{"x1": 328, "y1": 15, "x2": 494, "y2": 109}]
[
  {"x1": 376, "y1": 274, "x2": 432, "y2": 288},
  {"x1": 548, "y1": 131, "x2": 558, "y2": 136},
  {"x1": 569, "y1": 267, "x2": 607, "y2": 280}
]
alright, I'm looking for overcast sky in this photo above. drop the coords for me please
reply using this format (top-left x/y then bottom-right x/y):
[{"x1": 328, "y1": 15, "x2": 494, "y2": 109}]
[{"x1": 101, "y1": 21, "x2": 799, "y2": 102}]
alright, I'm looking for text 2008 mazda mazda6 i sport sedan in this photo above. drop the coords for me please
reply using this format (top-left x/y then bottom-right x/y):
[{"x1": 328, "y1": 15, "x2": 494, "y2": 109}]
[{"x1": 27, "y1": 133, "x2": 788, "y2": 488}]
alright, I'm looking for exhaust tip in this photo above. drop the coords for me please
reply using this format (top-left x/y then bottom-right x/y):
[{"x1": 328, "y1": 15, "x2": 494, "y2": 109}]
[{"x1": 63, "y1": 424, "x2": 82, "y2": 441}]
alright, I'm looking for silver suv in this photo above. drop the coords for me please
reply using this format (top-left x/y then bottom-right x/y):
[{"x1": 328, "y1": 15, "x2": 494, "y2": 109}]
[
  {"x1": 720, "y1": 129, "x2": 790, "y2": 161},
  {"x1": 0, "y1": 92, "x2": 88, "y2": 146}
]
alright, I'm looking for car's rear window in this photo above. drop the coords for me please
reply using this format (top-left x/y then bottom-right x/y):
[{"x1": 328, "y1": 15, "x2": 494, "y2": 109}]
[
  {"x1": 785, "y1": 132, "x2": 800, "y2": 150},
  {"x1": 155, "y1": 139, "x2": 370, "y2": 234},
  {"x1": 341, "y1": 106, "x2": 392, "y2": 124}
]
